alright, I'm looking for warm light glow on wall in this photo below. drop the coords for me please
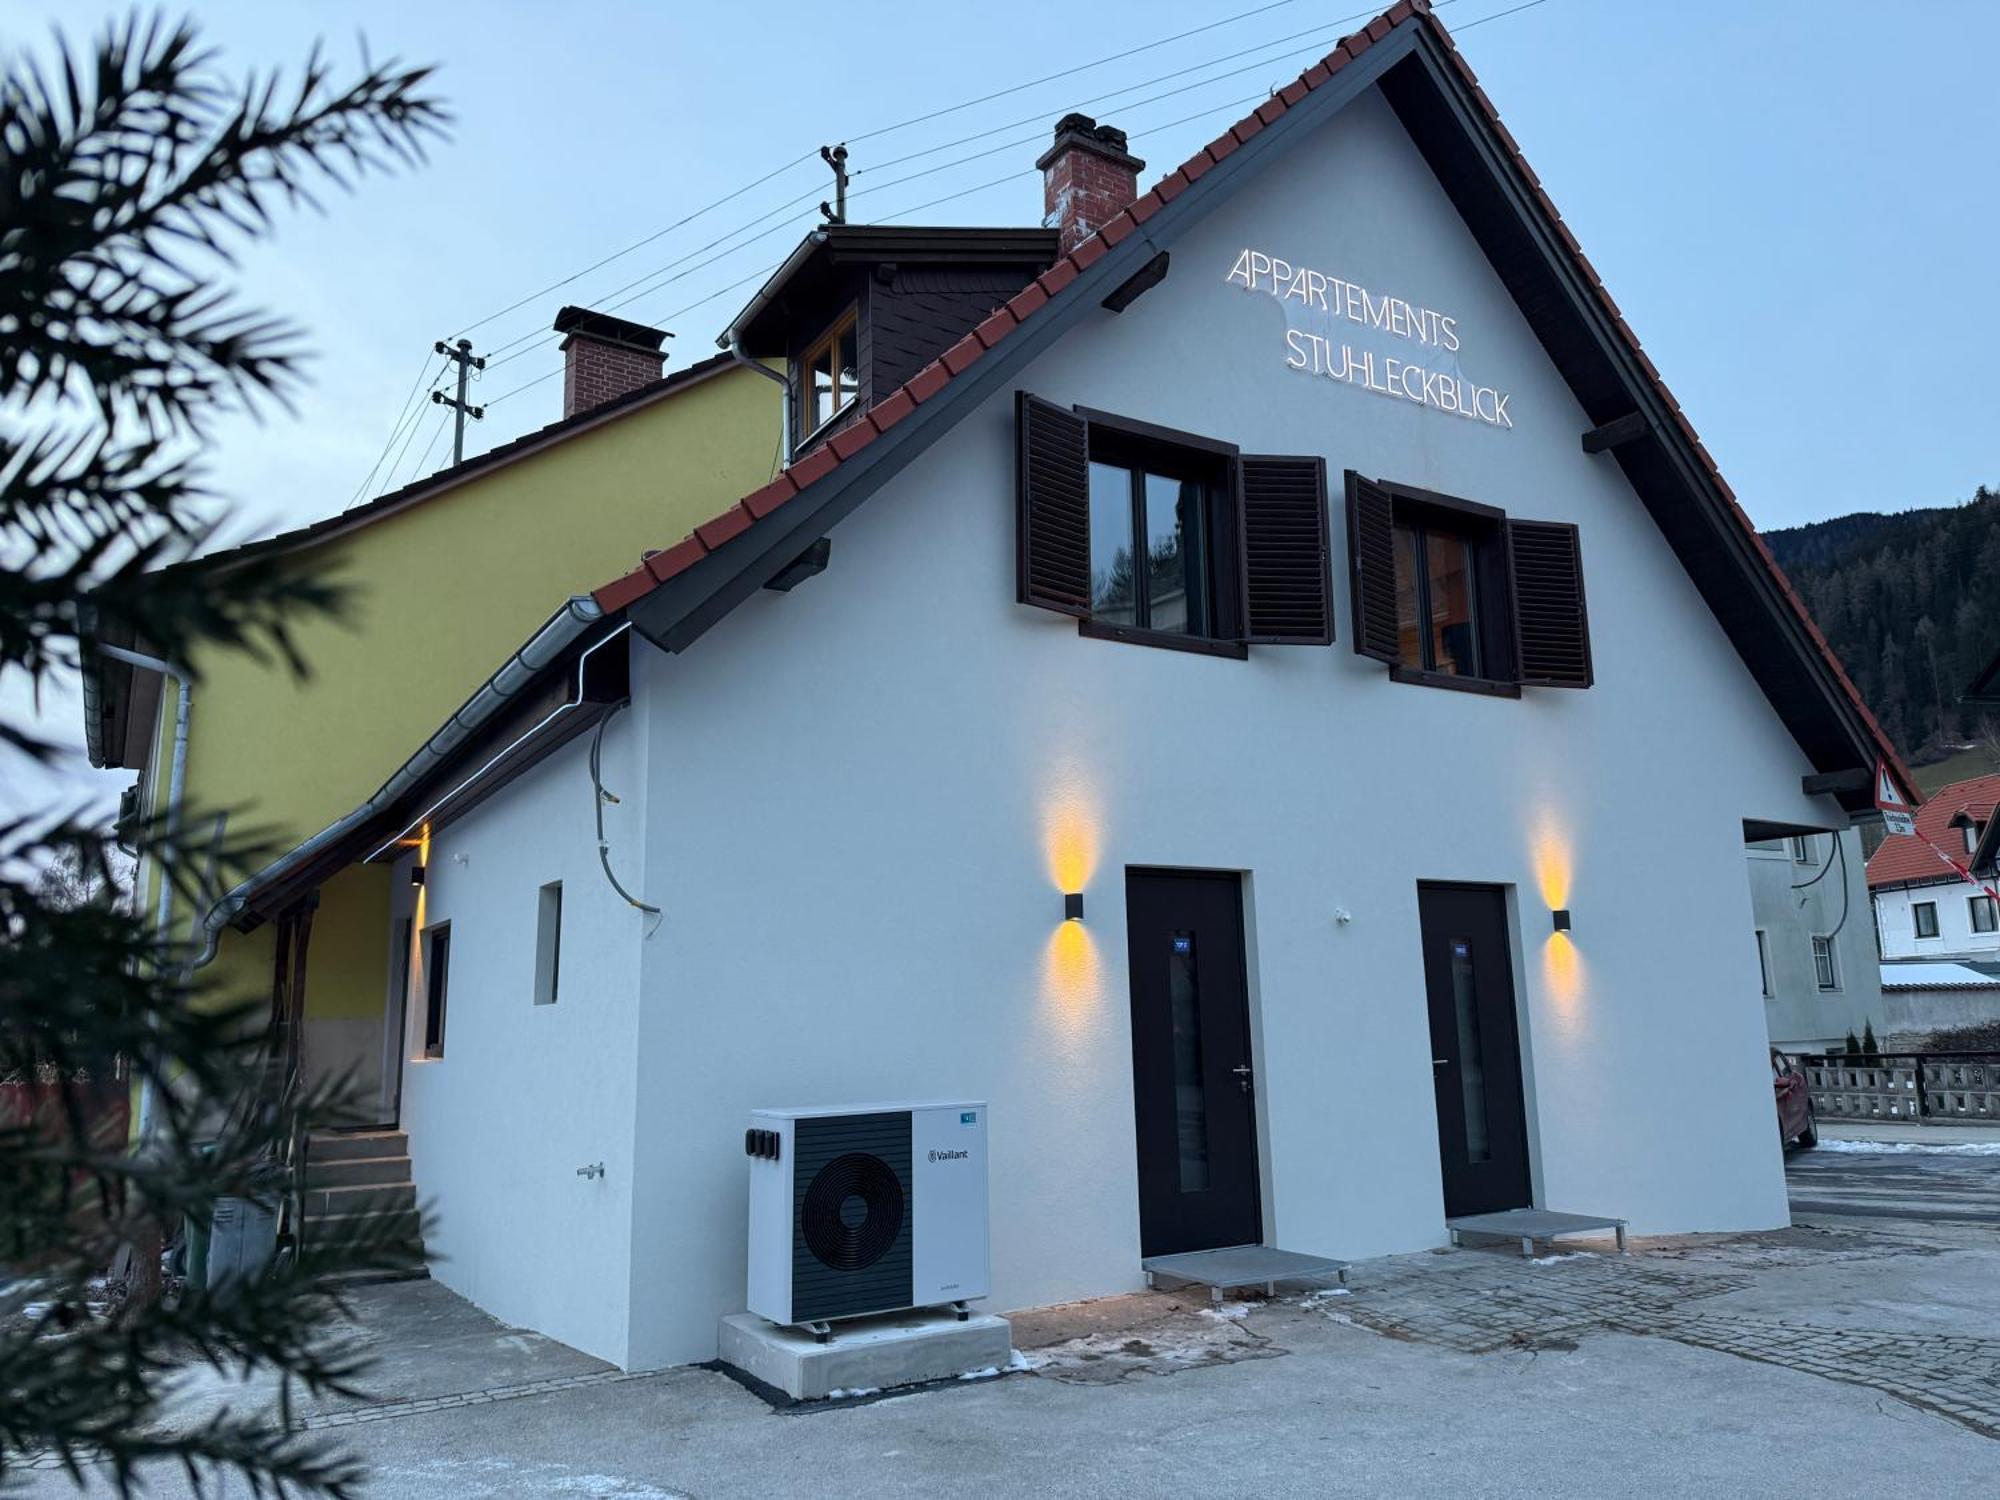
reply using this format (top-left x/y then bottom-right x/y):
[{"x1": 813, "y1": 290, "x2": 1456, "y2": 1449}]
[
  {"x1": 1040, "y1": 918, "x2": 1102, "y2": 1038},
  {"x1": 1530, "y1": 810, "x2": 1571, "y2": 914},
  {"x1": 1044, "y1": 795, "x2": 1099, "y2": 901},
  {"x1": 1542, "y1": 929, "x2": 1585, "y2": 1008}
]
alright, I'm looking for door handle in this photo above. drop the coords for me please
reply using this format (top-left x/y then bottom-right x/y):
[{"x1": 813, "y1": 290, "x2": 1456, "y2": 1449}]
[
  {"x1": 1231, "y1": 1064, "x2": 1253, "y2": 1094},
  {"x1": 1432, "y1": 1058, "x2": 1450, "y2": 1068}
]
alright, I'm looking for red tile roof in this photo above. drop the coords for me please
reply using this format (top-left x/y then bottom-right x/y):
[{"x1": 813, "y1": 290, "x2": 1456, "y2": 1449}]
[
  {"x1": 591, "y1": 0, "x2": 1917, "y2": 807},
  {"x1": 1865, "y1": 774, "x2": 2000, "y2": 888}
]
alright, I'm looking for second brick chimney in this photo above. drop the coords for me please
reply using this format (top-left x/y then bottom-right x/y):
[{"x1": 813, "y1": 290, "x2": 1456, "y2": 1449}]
[
  {"x1": 553, "y1": 305, "x2": 672, "y2": 419},
  {"x1": 1037, "y1": 113, "x2": 1145, "y2": 257}
]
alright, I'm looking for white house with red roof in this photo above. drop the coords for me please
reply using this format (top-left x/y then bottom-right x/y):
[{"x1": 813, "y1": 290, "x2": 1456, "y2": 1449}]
[
  {"x1": 1868, "y1": 773, "x2": 2000, "y2": 963},
  {"x1": 208, "y1": 1, "x2": 1917, "y2": 1369}
]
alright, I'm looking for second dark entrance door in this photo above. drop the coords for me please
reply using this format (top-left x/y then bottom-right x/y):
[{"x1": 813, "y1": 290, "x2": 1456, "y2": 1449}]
[
  {"x1": 1417, "y1": 883, "x2": 1533, "y2": 1218},
  {"x1": 1125, "y1": 870, "x2": 1260, "y2": 1257}
]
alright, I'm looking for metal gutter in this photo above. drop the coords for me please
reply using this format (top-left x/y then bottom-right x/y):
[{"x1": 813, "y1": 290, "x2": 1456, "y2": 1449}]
[
  {"x1": 717, "y1": 228, "x2": 828, "y2": 353},
  {"x1": 192, "y1": 593, "x2": 607, "y2": 962}
]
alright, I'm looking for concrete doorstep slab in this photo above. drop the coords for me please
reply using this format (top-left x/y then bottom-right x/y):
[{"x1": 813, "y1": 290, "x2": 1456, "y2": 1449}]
[{"x1": 717, "y1": 1309, "x2": 1012, "y2": 1402}]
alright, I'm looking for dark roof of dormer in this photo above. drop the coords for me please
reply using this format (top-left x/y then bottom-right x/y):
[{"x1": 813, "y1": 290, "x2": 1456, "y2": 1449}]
[{"x1": 727, "y1": 225, "x2": 1058, "y2": 357}]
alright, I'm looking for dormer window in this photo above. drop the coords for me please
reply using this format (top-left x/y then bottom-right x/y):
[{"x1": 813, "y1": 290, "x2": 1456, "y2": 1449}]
[{"x1": 799, "y1": 306, "x2": 859, "y2": 441}]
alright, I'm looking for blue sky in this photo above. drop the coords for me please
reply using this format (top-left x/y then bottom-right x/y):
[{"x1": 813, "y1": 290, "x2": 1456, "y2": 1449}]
[{"x1": 6, "y1": 0, "x2": 1997, "y2": 809}]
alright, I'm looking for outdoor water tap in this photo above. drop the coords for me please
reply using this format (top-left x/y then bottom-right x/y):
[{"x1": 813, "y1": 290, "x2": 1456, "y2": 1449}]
[{"x1": 576, "y1": 1162, "x2": 605, "y2": 1180}]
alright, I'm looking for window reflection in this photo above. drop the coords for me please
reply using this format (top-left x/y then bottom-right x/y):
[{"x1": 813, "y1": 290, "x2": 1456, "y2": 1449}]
[
  {"x1": 1088, "y1": 456, "x2": 1211, "y2": 636},
  {"x1": 1168, "y1": 931, "x2": 1210, "y2": 1192},
  {"x1": 1392, "y1": 516, "x2": 1483, "y2": 677}
]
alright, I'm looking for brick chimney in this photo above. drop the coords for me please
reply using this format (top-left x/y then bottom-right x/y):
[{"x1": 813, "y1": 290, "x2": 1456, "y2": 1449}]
[
  {"x1": 1036, "y1": 113, "x2": 1145, "y2": 257},
  {"x1": 553, "y1": 305, "x2": 672, "y2": 419}
]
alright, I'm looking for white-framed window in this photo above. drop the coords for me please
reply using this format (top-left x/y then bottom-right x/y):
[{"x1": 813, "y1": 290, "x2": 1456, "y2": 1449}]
[
  {"x1": 1791, "y1": 835, "x2": 1815, "y2": 865},
  {"x1": 533, "y1": 880, "x2": 563, "y2": 1005},
  {"x1": 1966, "y1": 824, "x2": 1981, "y2": 855},
  {"x1": 1812, "y1": 934, "x2": 1839, "y2": 991},
  {"x1": 1972, "y1": 895, "x2": 1998, "y2": 935},
  {"x1": 1913, "y1": 901, "x2": 1940, "y2": 940},
  {"x1": 1754, "y1": 929, "x2": 1772, "y2": 997}
]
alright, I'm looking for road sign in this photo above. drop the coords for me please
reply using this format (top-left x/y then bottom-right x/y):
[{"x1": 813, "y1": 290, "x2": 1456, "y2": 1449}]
[{"x1": 1876, "y1": 759, "x2": 1916, "y2": 838}]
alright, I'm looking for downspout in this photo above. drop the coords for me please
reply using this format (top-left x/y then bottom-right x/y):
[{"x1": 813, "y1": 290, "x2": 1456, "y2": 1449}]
[
  {"x1": 724, "y1": 335, "x2": 792, "y2": 467},
  {"x1": 94, "y1": 643, "x2": 189, "y2": 1142}
]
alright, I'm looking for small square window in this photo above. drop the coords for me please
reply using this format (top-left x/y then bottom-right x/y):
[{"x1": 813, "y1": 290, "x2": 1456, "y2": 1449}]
[
  {"x1": 422, "y1": 923, "x2": 451, "y2": 1058},
  {"x1": 1812, "y1": 934, "x2": 1838, "y2": 991},
  {"x1": 1791, "y1": 836, "x2": 1815, "y2": 865},
  {"x1": 1913, "y1": 901, "x2": 1939, "y2": 940},
  {"x1": 534, "y1": 881, "x2": 563, "y2": 1005},
  {"x1": 1971, "y1": 896, "x2": 1997, "y2": 934}
]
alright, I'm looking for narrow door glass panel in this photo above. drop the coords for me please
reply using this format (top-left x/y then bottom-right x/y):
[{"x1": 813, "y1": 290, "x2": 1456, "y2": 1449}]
[
  {"x1": 1393, "y1": 522, "x2": 1424, "y2": 668},
  {"x1": 1168, "y1": 931, "x2": 1210, "y2": 1191},
  {"x1": 1088, "y1": 460, "x2": 1138, "y2": 624},
  {"x1": 1426, "y1": 530, "x2": 1480, "y2": 676},
  {"x1": 1143, "y1": 473, "x2": 1207, "y2": 636},
  {"x1": 1448, "y1": 936, "x2": 1490, "y2": 1162}
]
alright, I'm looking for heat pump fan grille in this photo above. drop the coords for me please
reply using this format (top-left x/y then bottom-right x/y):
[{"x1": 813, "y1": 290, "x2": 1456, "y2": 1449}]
[{"x1": 802, "y1": 1152, "x2": 905, "y2": 1270}]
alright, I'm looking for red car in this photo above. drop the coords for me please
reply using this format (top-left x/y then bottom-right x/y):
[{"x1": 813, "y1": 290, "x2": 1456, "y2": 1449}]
[{"x1": 1772, "y1": 1050, "x2": 1818, "y2": 1149}]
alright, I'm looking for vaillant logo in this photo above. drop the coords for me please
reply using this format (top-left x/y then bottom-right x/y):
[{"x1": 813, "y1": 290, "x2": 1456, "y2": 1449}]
[{"x1": 929, "y1": 1148, "x2": 970, "y2": 1163}]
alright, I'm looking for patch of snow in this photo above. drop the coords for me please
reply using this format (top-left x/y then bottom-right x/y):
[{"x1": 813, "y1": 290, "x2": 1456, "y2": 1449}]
[
  {"x1": 1530, "y1": 1253, "x2": 1590, "y2": 1266},
  {"x1": 1816, "y1": 1138, "x2": 2000, "y2": 1156},
  {"x1": 1302, "y1": 1287, "x2": 1351, "y2": 1302},
  {"x1": 1005, "y1": 1348, "x2": 1041, "y2": 1372},
  {"x1": 823, "y1": 1386, "x2": 881, "y2": 1400},
  {"x1": 1198, "y1": 1301, "x2": 1251, "y2": 1321},
  {"x1": 956, "y1": 1365, "x2": 1000, "y2": 1381}
]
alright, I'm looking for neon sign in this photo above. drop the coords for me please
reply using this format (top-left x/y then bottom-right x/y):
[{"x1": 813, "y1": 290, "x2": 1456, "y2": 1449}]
[{"x1": 1225, "y1": 248, "x2": 1514, "y2": 430}]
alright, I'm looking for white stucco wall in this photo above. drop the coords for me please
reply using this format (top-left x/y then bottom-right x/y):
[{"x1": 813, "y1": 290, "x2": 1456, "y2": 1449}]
[
  {"x1": 590, "y1": 86, "x2": 1830, "y2": 1368},
  {"x1": 391, "y1": 719, "x2": 652, "y2": 1367},
  {"x1": 1747, "y1": 830, "x2": 1880, "y2": 1050},
  {"x1": 1875, "y1": 879, "x2": 2000, "y2": 962}
]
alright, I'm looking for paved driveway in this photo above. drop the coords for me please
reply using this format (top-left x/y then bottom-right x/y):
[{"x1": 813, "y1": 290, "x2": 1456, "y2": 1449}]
[{"x1": 13, "y1": 1144, "x2": 1998, "y2": 1498}]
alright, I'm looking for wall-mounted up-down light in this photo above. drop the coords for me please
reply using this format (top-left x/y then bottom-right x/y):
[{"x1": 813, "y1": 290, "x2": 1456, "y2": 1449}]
[
  {"x1": 1551, "y1": 908, "x2": 1572, "y2": 934},
  {"x1": 1064, "y1": 892, "x2": 1085, "y2": 922},
  {"x1": 409, "y1": 864, "x2": 426, "y2": 887}
]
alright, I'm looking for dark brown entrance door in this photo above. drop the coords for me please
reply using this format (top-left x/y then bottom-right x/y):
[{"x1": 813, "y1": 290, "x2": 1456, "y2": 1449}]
[
  {"x1": 1417, "y1": 883, "x2": 1532, "y2": 1218},
  {"x1": 1125, "y1": 870, "x2": 1261, "y2": 1257}
]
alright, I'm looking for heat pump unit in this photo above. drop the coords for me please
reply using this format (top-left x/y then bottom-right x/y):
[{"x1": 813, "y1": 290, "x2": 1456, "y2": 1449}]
[{"x1": 746, "y1": 1102, "x2": 989, "y2": 1331}]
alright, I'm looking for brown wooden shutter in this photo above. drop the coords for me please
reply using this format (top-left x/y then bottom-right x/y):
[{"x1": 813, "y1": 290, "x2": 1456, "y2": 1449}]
[
  {"x1": 1507, "y1": 519, "x2": 1593, "y2": 688},
  {"x1": 1236, "y1": 455, "x2": 1333, "y2": 644},
  {"x1": 1015, "y1": 392, "x2": 1091, "y2": 616},
  {"x1": 1344, "y1": 470, "x2": 1399, "y2": 664}
]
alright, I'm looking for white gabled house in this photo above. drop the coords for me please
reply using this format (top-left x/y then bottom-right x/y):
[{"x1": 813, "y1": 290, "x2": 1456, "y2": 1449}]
[{"x1": 214, "y1": 0, "x2": 1914, "y2": 1369}]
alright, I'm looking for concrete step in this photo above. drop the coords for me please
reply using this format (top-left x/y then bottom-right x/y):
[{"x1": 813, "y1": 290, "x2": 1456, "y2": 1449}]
[
  {"x1": 310, "y1": 1130, "x2": 408, "y2": 1164},
  {"x1": 305, "y1": 1154, "x2": 413, "y2": 1190},
  {"x1": 306, "y1": 1207, "x2": 424, "y2": 1247},
  {"x1": 302, "y1": 1182, "x2": 416, "y2": 1220}
]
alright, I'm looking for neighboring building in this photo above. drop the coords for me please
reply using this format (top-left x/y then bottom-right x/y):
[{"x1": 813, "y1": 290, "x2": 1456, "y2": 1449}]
[
  {"x1": 207, "y1": 2, "x2": 1914, "y2": 1371},
  {"x1": 1867, "y1": 773, "x2": 2000, "y2": 963},
  {"x1": 1746, "y1": 828, "x2": 1880, "y2": 1052},
  {"x1": 84, "y1": 311, "x2": 785, "y2": 1118}
]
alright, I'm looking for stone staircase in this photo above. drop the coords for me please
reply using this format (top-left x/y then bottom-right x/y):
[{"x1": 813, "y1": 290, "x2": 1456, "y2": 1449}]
[{"x1": 304, "y1": 1129, "x2": 427, "y2": 1281}]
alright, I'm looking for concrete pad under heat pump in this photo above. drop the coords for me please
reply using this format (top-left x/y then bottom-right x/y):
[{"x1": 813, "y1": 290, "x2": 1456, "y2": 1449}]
[{"x1": 717, "y1": 1309, "x2": 1012, "y2": 1402}]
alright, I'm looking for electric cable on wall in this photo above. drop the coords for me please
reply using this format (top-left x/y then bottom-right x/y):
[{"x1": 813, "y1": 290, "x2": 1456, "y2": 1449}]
[{"x1": 589, "y1": 702, "x2": 660, "y2": 917}]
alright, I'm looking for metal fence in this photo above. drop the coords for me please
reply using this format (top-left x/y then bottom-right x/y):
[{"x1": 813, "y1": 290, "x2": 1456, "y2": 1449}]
[{"x1": 1801, "y1": 1053, "x2": 2000, "y2": 1123}]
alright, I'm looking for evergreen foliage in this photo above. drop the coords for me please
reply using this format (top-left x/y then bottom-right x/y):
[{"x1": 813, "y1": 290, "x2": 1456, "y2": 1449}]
[
  {"x1": 1765, "y1": 486, "x2": 2000, "y2": 760},
  {"x1": 1, "y1": 14, "x2": 445, "y2": 1494}
]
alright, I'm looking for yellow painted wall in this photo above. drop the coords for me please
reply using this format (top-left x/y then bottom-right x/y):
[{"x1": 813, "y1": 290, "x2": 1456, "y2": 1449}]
[{"x1": 141, "y1": 364, "x2": 780, "y2": 1031}]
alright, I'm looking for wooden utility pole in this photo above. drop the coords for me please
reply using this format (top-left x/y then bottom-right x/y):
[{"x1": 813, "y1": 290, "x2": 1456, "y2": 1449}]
[{"x1": 431, "y1": 337, "x2": 486, "y2": 464}]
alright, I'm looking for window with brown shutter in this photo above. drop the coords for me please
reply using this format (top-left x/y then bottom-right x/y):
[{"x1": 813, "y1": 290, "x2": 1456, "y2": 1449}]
[
  {"x1": 1016, "y1": 393, "x2": 1091, "y2": 617},
  {"x1": 1507, "y1": 520, "x2": 1592, "y2": 688},
  {"x1": 1238, "y1": 455, "x2": 1333, "y2": 645},
  {"x1": 1016, "y1": 395, "x2": 1333, "y2": 657},
  {"x1": 1345, "y1": 471, "x2": 1399, "y2": 664},
  {"x1": 1346, "y1": 473, "x2": 1591, "y2": 695}
]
